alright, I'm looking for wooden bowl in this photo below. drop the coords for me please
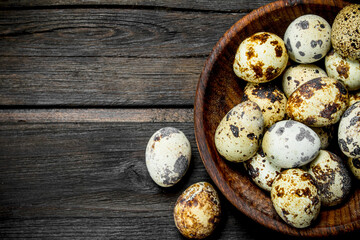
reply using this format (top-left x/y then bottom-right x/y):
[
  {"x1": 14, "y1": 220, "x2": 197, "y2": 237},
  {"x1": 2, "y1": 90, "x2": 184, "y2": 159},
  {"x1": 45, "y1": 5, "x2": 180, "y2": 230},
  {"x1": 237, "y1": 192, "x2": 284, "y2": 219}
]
[{"x1": 194, "y1": 0, "x2": 360, "y2": 236}]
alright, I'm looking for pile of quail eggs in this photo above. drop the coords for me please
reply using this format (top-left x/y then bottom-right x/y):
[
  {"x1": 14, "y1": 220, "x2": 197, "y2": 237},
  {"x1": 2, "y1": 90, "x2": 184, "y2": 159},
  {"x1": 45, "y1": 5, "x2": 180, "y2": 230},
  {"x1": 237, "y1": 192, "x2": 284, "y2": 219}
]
[
  {"x1": 217, "y1": 4, "x2": 360, "y2": 229},
  {"x1": 144, "y1": 4, "x2": 360, "y2": 239}
]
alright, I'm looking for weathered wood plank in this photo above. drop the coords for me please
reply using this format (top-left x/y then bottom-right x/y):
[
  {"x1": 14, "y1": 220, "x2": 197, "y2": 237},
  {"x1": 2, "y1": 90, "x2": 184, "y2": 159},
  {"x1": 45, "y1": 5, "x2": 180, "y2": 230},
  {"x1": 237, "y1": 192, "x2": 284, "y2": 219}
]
[
  {"x1": 0, "y1": 122, "x2": 211, "y2": 239},
  {"x1": 0, "y1": 0, "x2": 274, "y2": 12},
  {"x1": 0, "y1": 206, "x2": 296, "y2": 239},
  {"x1": 0, "y1": 57, "x2": 202, "y2": 106},
  {"x1": 0, "y1": 122, "x2": 202, "y2": 212},
  {"x1": 0, "y1": 108, "x2": 194, "y2": 122},
  {"x1": 0, "y1": 9, "x2": 244, "y2": 57}
]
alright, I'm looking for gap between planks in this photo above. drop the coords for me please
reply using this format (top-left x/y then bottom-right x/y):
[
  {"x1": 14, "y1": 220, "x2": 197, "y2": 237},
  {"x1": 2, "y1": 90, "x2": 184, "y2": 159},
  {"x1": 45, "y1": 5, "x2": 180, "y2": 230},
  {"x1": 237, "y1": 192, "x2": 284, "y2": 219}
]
[{"x1": 0, "y1": 108, "x2": 194, "y2": 123}]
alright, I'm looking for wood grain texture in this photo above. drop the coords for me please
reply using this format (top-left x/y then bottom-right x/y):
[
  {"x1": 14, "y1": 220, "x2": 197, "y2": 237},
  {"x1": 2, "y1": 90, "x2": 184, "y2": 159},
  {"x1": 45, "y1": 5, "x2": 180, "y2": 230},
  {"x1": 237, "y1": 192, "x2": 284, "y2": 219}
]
[
  {"x1": 0, "y1": 0, "x2": 274, "y2": 12},
  {"x1": 0, "y1": 9, "x2": 243, "y2": 107},
  {"x1": 0, "y1": 57, "x2": 202, "y2": 106},
  {"x1": 0, "y1": 9, "x2": 244, "y2": 58},
  {"x1": 0, "y1": 122, "x2": 204, "y2": 238},
  {"x1": 0, "y1": 108, "x2": 194, "y2": 122}
]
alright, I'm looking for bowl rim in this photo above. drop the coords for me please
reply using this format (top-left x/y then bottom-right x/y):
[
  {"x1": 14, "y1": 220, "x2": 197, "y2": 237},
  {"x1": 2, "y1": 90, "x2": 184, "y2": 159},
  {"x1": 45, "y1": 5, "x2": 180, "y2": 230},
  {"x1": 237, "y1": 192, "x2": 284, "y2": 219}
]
[{"x1": 194, "y1": 0, "x2": 359, "y2": 236}]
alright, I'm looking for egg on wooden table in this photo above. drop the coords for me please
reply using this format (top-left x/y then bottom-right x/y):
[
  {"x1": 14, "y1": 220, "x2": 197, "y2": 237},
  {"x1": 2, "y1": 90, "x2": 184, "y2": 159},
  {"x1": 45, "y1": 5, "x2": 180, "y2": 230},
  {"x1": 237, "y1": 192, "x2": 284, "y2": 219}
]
[
  {"x1": 284, "y1": 14, "x2": 331, "y2": 63},
  {"x1": 286, "y1": 77, "x2": 349, "y2": 127},
  {"x1": 243, "y1": 149, "x2": 283, "y2": 192},
  {"x1": 271, "y1": 168, "x2": 321, "y2": 228},
  {"x1": 325, "y1": 49, "x2": 360, "y2": 91},
  {"x1": 307, "y1": 150, "x2": 352, "y2": 207},
  {"x1": 338, "y1": 101, "x2": 360, "y2": 159},
  {"x1": 215, "y1": 101, "x2": 264, "y2": 162},
  {"x1": 262, "y1": 120, "x2": 321, "y2": 169},
  {"x1": 174, "y1": 182, "x2": 221, "y2": 239},
  {"x1": 233, "y1": 32, "x2": 288, "y2": 83},
  {"x1": 145, "y1": 127, "x2": 191, "y2": 187},
  {"x1": 242, "y1": 82, "x2": 287, "y2": 128},
  {"x1": 282, "y1": 64, "x2": 327, "y2": 98}
]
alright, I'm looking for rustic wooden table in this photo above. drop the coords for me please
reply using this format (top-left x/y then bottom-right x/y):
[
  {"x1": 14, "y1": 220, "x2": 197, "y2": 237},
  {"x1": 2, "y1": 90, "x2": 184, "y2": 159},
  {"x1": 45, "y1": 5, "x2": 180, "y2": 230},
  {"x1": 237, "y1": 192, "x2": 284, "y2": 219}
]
[{"x1": 0, "y1": 0, "x2": 359, "y2": 239}]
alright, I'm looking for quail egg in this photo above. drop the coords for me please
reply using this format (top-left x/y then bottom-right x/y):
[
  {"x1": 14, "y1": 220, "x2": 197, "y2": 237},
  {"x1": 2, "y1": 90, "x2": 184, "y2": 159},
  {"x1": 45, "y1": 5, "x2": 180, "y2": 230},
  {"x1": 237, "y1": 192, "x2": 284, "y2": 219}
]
[
  {"x1": 145, "y1": 127, "x2": 191, "y2": 187},
  {"x1": 331, "y1": 4, "x2": 360, "y2": 61},
  {"x1": 174, "y1": 182, "x2": 221, "y2": 239},
  {"x1": 282, "y1": 64, "x2": 327, "y2": 98},
  {"x1": 347, "y1": 157, "x2": 360, "y2": 180},
  {"x1": 262, "y1": 120, "x2": 321, "y2": 169},
  {"x1": 243, "y1": 149, "x2": 283, "y2": 192},
  {"x1": 215, "y1": 101, "x2": 264, "y2": 162},
  {"x1": 286, "y1": 77, "x2": 349, "y2": 127},
  {"x1": 284, "y1": 14, "x2": 331, "y2": 63},
  {"x1": 242, "y1": 82, "x2": 287, "y2": 128},
  {"x1": 349, "y1": 91, "x2": 360, "y2": 106},
  {"x1": 325, "y1": 49, "x2": 360, "y2": 91},
  {"x1": 338, "y1": 101, "x2": 360, "y2": 158},
  {"x1": 307, "y1": 150, "x2": 352, "y2": 207},
  {"x1": 271, "y1": 168, "x2": 321, "y2": 228},
  {"x1": 310, "y1": 126, "x2": 334, "y2": 150},
  {"x1": 233, "y1": 32, "x2": 288, "y2": 83}
]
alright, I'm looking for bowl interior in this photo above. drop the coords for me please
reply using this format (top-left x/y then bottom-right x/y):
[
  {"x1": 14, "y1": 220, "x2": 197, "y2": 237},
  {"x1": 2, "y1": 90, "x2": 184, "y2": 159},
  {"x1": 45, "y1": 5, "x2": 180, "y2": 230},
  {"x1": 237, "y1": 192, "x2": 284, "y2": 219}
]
[{"x1": 194, "y1": 0, "x2": 359, "y2": 236}]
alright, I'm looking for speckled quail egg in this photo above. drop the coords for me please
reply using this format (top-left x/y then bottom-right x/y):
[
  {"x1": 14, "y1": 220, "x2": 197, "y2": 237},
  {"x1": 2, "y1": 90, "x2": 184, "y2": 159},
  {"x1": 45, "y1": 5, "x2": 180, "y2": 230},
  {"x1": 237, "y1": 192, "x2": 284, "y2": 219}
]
[
  {"x1": 347, "y1": 157, "x2": 360, "y2": 180},
  {"x1": 310, "y1": 126, "x2": 334, "y2": 150},
  {"x1": 174, "y1": 182, "x2": 221, "y2": 239},
  {"x1": 338, "y1": 101, "x2": 360, "y2": 158},
  {"x1": 215, "y1": 101, "x2": 264, "y2": 162},
  {"x1": 243, "y1": 149, "x2": 283, "y2": 192},
  {"x1": 325, "y1": 49, "x2": 360, "y2": 91},
  {"x1": 284, "y1": 14, "x2": 331, "y2": 63},
  {"x1": 242, "y1": 82, "x2": 287, "y2": 128},
  {"x1": 271, "y1": 168, "x2": 321, "y2": 228},
  {"x1": 331, "y1": 4, "x2": 360, "y2": 61},
  {"x1": 286, "y1": 77, "x2": 349, "y2": 127},
  {"x1": 233, "y1": 32, "x2": 288, "y2": 83},
  {"x1": 349, "y1": 91, "x2": 360, "y2": 106},
  {"x1": 262, "y1": 120, "x2": 321, "y2": 169},
  {"x1": 282, "y1": 64, "x2": 327, "y2": 98},
  {"x1": 307, "y1": 150, "x2": 352, "y2": 207},
  {"x1": 145, "y1": 127, "x2": 191, "y2": 187}
]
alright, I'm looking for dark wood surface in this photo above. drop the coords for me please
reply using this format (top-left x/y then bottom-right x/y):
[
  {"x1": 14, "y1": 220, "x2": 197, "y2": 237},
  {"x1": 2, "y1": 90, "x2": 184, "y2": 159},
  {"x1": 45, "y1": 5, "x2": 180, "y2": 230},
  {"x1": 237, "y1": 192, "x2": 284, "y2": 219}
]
[{"x1": 0, "y1": 0, "x2": 359, "y2": 239}]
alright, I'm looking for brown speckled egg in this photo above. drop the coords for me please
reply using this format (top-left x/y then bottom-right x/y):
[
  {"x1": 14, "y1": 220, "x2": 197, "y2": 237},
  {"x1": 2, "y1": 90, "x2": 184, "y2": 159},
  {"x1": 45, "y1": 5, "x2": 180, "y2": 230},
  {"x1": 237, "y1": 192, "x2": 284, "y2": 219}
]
[
  {"x1": 325, "y1": 49, "x2": 360, "y2": 91},
  {"x1": 174, "y1": 182, "x2": 221, "y2": 239},
  {"x1": 243, "y1": 149, "x2": 283, "y2": 192},
  {"x1": 286, "y1": 77, "x2": 349, "y2": 127},
  {"x1": 282, "y1": 64, "x2": 327, "y2": 98},
  {"x1": 271, "y1": 168, "x2": 321, "y2": 228},
  {"x1": 349, "y1": 91, "x2": 360, "y2": 106},
  {"x1": 242, "y1": 82, "x2": 287, "y2": 128},
  {"x1": 233, "y1": 32, "x2": 288, "y2": 83},
  {"x1": 331, "y1": 4, "x2": 360, "y2": 61},
  {"x1": 347, "y1": 157, "x2": 360, "y2": 180},
  {"x1": 145, "y1": 127, "x2": 191, "y2": 187},
  {"x1": 215, "y1": 101, "x2": 264, "y2": 162},
  {"x1": 284, "y1": 14, "x2": 331, "y2": 63},
  {"x1": 338, "y1": 101, "x2": 360, "y2": 158},
  {"x1": 310, "y1": 126, "x2": 334, "y2": 150},
  {"x1": 307, "y1": 150, "x2": 352, "y2": 207}
]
